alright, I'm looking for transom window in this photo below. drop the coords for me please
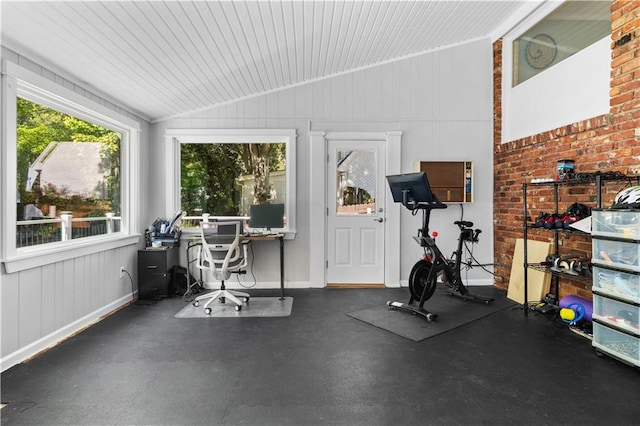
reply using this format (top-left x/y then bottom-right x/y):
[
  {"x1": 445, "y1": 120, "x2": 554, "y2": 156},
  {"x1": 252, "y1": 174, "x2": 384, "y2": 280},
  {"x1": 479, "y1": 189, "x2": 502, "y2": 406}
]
[{"x1": 513, "y1": 0, "x2": 610, "y2": 86}]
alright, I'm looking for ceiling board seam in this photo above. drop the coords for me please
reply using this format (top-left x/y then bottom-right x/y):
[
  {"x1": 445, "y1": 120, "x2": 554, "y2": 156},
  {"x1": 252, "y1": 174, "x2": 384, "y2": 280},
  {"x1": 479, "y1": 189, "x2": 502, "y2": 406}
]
[
  {"x1": 239, "y1": 1, "x2": 271, "y2": 91},
  {"x1": 175, "y1": 1, "x2": 229, "y2": 102},
  {"x1": 199, "y1": 2, "x2": 244, "y2": 99},
  {"x1": 315, "y1": 0, "x2": 327, "y2": 79},
  {"x1": 360, "y1": 1, "x2": 386, "y2": 68},
  {"x1": 136, "y1": 2, "x2": 213, "y2": 106},
  {"x1": 385, "y1": 1, "x2": 422, "y2": 59},
  {"x1": 182, "y1": 3, "x2": 235, "y2": 100},
  {"x1": 267, "y1": 2, "x2": 290, "y2": 85},
  {"x1": 325, "y1": 0, "x2": 343, "y2": 75},
  {"x1": 371, "y1": 0, "x2": 399, "y2": 64},
  {"x1": 342, "y1": 2, "x2": 364, "y2": 73},
  {"x1": 258, "y1": 2, "x2": 281, "y2": 88},
  {"x1": 229, "y1": 1, "x2": 264, "y2": 94},
  {"x1": 114, "y1": 2, "x2": 197, "y2": 106},
  {"x1": 277, "y1": 1, "x2": 293, "y2": 86},
  {"x1": 207, "y1": 2, "x2": 251, "y2": 97},
  {"x1": 347, "y1": 2, "x2": 372, "y2": 72}
]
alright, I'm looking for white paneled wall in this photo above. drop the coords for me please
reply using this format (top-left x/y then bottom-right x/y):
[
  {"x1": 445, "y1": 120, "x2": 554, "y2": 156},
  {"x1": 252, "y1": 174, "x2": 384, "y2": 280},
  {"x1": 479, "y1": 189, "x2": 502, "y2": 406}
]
[
  {"x1": 1, "y1": 48, "x2": 147, "y2": 372},
  {"x1": 2, "y1": 246, "x2": 138, "y2": 360},
  {"x1": 150, "y1": 38, "x2": 495, "y2": 288}
]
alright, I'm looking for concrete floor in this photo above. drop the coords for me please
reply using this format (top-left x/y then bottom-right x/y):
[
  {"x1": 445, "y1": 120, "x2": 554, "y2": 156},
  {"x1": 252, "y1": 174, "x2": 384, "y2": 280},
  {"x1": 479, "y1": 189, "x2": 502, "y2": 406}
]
[{"x1": 2, "y1": 287, "x2": 639, "y2": 425}]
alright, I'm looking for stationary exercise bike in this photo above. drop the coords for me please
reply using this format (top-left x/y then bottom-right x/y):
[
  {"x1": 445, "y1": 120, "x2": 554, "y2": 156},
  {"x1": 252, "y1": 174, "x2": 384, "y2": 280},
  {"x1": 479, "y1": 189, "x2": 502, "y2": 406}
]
[{"x1": 386, "y1": 172, "x2": 494, "y2": 321}]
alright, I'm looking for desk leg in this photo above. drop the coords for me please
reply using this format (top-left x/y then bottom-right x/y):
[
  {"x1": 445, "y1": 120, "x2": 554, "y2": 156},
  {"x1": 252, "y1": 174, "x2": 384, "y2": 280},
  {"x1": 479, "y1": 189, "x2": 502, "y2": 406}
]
[{"x1": 280, "y1": 236, "x2": 285, "y2": 300}]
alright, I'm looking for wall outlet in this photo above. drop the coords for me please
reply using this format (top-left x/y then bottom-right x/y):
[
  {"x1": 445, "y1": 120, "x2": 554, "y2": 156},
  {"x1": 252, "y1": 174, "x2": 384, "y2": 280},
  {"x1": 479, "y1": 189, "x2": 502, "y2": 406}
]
[{"x1": 119, "y1": 266, "x2": 125, "y2": 279}]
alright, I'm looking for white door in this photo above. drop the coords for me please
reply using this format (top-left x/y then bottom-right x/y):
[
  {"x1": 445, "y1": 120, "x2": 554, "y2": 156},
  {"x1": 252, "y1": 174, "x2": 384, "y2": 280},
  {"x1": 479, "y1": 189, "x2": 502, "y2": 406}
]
[{"x1": 326, "y1": 139, "x2": 386, "y2": 285}]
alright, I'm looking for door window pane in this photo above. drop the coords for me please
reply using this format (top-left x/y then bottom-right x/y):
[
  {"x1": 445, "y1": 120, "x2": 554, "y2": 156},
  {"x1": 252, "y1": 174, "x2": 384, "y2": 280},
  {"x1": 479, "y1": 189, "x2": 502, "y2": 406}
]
[{"x1": 335, "y1": 149, "x2": 377, "y2": 215}]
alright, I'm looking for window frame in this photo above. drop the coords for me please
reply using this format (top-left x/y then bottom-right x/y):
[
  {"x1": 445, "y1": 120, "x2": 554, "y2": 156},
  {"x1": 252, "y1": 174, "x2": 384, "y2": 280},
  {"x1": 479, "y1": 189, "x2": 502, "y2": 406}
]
[
  {"x1": 1, "y1": 60, "x2": 141, "y2": 273},
  {"x1": 511, "y1": 0, "x2": 611, "y2": 86},
  {"x1": 500, "y1": 1, "x2": 610, "y2": 143},
  {"x1": 165, "y1": 128, "x2": 297, "y2": 238}
]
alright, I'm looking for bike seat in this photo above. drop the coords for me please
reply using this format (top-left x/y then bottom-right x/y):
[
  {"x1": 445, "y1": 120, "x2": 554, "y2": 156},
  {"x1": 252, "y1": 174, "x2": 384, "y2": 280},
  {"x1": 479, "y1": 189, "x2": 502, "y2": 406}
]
[{"x1": 454, "y1": 220, "x2": 473, "y2": 228}]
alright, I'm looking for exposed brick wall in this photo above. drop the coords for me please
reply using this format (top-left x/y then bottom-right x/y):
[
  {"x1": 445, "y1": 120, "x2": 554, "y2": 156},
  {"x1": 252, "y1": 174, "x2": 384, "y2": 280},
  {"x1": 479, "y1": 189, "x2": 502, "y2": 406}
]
[{"x1": 493, "y1": 1, "x2": 640, "y2": 301}]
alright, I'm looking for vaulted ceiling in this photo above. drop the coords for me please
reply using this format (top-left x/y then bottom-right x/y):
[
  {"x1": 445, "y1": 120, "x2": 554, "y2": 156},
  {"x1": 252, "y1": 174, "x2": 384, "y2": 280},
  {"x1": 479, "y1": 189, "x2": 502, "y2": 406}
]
[{"x1": 1, "y1": 1, "x2": 537, "y2": 122}]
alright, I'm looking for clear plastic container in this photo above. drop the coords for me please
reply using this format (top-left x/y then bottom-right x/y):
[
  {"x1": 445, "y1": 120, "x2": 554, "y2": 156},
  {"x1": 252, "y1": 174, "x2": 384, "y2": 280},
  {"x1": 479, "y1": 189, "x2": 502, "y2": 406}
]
[
  {"x1": 592, "y1": 294, "x2": 640, "y2": 335},
  {"x1": 593, "y1": 322, "x2": 640, "y2": 367},
  {"x1": 592, "y1": 264, "x2": 640, "y2": 303},
  {"x1": 592, "y1": 209, "x2": 640, "y2": 240},
  {"x1": 592, "y1": 238, "x2": 640, "y2": 273}
]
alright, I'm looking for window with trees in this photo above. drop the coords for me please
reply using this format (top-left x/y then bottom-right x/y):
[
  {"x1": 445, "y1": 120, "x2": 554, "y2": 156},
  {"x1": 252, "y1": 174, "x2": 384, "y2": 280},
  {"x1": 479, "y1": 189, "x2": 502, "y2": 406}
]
[
  {"x1": 166, "y1": 129, "x2": 296, "y2": 235},
  {"x1": 181, "y1": 142, "x2": 286, "y2": 218},
  {"x1": 1, "y1": 61, "x2": 140, "y2": 270},
  {"x1": 16, "y1": 98, "x2": 122, "y2": 247}
]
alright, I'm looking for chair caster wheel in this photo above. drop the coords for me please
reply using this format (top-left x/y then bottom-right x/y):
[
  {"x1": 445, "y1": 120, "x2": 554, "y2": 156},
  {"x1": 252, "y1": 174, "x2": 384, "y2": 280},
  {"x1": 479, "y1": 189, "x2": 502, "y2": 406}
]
[
  {"x1": 220, "y1": 297, "x2": 226, "y2": 304},
  {"x1": 235, "y1": 305, "x2": 242, "y2": 311},
  {"x1": 204, "y1": 307, "x2": 212, "y2": 315},
  {"x1": 193, "y1": 301, "x2": 199, "y2": 307},
  {"x1": 244, "y1": 297, "x2": 250, "y2": 303}
]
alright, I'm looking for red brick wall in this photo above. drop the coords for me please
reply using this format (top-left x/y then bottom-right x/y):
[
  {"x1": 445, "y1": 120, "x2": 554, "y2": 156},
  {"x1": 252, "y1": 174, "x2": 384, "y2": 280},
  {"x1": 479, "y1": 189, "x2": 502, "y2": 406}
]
[{"x1": 493, "y1": 1, "x2": 640, "y2": 301}]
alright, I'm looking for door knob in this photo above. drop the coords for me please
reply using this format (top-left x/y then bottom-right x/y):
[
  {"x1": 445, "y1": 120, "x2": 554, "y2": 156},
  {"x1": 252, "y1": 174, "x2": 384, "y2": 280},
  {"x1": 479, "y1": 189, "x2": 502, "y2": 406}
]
[{"x1": 374, "y1": 218, "x2": 384, "y2": 223}]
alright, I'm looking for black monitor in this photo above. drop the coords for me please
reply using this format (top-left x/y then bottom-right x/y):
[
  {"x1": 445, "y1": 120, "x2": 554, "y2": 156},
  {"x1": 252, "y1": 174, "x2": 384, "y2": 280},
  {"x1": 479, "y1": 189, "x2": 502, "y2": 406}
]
[
  {"x1": 249, "y1": 203, "x2": 285, "y2": 231},
  {"x1": 386, "y1": 172, "x2": 444, "y2": 209}
]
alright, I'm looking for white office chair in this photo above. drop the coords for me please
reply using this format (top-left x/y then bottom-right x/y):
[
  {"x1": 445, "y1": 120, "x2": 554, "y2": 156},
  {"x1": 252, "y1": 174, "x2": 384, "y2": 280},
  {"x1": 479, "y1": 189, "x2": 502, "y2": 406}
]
[{"x1": 192, "y1": 220, "x2": 250, "y2": 314}]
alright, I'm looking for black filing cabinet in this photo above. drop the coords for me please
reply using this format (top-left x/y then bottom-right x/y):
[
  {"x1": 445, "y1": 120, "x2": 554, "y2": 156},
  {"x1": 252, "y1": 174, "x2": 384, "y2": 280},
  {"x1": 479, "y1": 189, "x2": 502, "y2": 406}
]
[{"x1": 138, "y1": 247, "x2": 179, "y2": 299}]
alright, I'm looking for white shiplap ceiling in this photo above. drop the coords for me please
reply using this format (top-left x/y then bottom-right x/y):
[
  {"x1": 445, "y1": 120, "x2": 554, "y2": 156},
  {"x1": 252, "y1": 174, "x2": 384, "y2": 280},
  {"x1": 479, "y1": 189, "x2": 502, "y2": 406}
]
[{"x1": 1, "y1": 1, "x2": 537, "y2": 122}]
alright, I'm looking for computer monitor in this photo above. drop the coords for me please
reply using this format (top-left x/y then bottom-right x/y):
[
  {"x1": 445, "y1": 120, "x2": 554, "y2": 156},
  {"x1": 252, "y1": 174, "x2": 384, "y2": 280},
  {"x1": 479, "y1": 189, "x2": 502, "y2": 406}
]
[
  {"x1": 386, "y1": 172, "x2": 443, "y2": 209},
  {"x1": 249, "y1": 203, "x2": 285, "y2": 231}
]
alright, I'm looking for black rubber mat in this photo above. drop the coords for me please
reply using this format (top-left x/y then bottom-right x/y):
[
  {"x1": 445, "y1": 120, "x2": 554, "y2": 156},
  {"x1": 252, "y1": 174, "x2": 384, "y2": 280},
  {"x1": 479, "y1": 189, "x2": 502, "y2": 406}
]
[{"x1": 347, "y1": 286, "x2": 515, "y2": 341}]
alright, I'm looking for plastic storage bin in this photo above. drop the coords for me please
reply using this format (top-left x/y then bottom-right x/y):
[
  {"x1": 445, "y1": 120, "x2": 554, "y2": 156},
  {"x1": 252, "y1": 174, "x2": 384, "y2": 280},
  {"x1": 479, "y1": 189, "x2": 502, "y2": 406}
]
[
  {"x1": 592, "y1": 237, "x2": 640, "y2": 273},
  {"x1": 592, "y1": 294, "x2": 640, "y2": 335},
  {"x1": 592, "y1": 264, "x2": 640, "y2": 303},
  {"x1": 593, "y1": 321, "x2": 640, "y2": 367},
  {"x1": 592, "y1": 209, "x2": 640, "y2": 239}
]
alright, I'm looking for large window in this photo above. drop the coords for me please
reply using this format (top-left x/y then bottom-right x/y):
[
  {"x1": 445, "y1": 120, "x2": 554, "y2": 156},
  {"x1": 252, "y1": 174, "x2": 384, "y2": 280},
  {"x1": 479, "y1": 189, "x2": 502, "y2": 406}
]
[
  {"x1": 181, "y1": 142, "x2": 286, "y2": 218},
  {"x1": 165, "y1": 129, "x2": 296, "y2": 236},
  {"x1": 1, "y1": 61, "x2": 140, "y2": 271},
  {"x1": 16, "y1": 98, "x2": 122, "y2": 247},
  {"x1": 513, "y1": 1, "x2": 610, "y2": 86}
]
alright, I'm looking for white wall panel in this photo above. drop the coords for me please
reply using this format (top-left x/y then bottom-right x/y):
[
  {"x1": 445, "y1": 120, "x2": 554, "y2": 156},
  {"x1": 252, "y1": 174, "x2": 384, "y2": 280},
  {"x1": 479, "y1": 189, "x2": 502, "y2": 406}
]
[
  {"x1": 417, "y1": 53, "x2": 436, "y2": 120},
  {"x1": 61, "y1": 259, "x2": 75, "y2": 325},
  {"x1": 41, "y1": 263, "x2": 56, "y2": 336},
  {"x1": 54, "y1": 260, "x2": 64, "y2": 329},
  {"x1": 2, "y1": 273, "x2": 20, "y2": 355},
  {"x1": 18, "y1": 267, "x2": 42, "y2": 347}
]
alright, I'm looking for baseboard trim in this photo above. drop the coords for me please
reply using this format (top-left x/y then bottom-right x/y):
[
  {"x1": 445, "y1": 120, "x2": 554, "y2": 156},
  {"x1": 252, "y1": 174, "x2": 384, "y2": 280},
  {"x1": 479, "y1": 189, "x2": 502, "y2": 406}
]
[{"x1": 326, "y1": 283, "x2": 386, "y2": 289}]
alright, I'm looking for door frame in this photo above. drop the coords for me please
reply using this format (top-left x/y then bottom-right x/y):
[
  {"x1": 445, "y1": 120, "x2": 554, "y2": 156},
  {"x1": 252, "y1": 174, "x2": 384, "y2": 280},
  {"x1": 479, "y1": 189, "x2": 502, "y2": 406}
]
[{"x1": 309, "y1": 131, "x2": 402, "y2": 288}]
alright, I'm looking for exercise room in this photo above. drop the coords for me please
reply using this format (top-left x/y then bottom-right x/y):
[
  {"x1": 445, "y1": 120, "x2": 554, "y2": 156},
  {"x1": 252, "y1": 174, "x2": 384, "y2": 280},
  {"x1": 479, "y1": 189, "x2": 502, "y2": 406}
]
[{"x1": 1, "y1": 1, "x2": 639, "y2": 424}]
